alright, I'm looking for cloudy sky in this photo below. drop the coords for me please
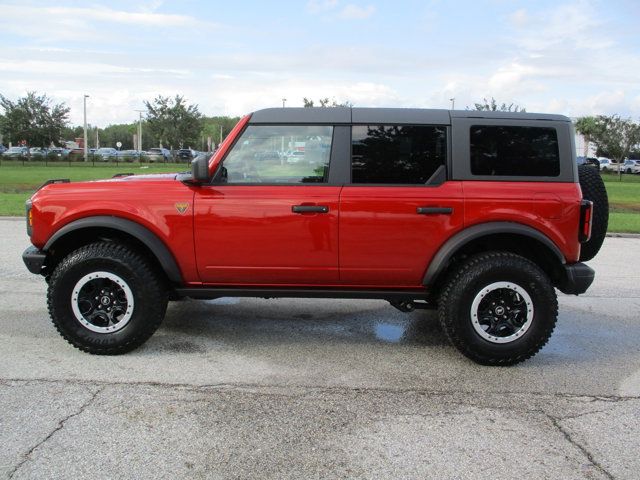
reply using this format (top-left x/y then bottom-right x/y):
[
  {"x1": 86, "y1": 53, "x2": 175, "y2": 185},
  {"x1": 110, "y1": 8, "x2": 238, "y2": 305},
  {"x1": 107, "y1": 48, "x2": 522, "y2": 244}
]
[{"x1": 1, "y1": 0, "x2": 639, "y2": 126}]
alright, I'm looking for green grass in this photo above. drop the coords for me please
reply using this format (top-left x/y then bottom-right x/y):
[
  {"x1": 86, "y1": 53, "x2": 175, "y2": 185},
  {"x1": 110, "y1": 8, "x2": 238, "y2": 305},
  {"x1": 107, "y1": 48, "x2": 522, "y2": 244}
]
[
  {"x1": 602, "y1": 172, "x2": 640, "y2": 209},
  {"x1": 0, "y1": 193, "x2": 30, "y2": 216},
  {"x1": 608, "y1": 212, "x2": 640, "y2": 233},
  {"x1": 0, "y1": 163, "x2": 187, "y2": 216},
  {"x1": 1, "y1": 164, "x2": 639, "y2": 233}
]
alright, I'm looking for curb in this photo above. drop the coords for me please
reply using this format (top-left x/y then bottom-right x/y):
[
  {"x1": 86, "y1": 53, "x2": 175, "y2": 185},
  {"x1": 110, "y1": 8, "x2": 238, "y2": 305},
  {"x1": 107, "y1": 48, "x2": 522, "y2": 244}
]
[{"x1": 606, "y1": 232, "x2": 640, "y2": 238}]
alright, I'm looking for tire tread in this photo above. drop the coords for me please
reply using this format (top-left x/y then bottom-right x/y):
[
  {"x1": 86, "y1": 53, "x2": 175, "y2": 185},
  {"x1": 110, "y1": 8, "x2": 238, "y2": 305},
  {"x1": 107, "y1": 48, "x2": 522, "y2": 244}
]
[
  {"x1": 47, "y1": 242, "x2": 166, "y2": 355},
  {"x1": 438, "y1": 251, "x2": 558, "y2": 366}
]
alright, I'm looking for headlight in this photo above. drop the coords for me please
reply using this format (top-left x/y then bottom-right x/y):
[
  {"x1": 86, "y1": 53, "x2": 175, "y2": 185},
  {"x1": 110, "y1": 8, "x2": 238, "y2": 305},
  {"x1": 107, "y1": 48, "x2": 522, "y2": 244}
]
[{"x1": 26, "y1": 198, "x2": 33, "y2": 237}]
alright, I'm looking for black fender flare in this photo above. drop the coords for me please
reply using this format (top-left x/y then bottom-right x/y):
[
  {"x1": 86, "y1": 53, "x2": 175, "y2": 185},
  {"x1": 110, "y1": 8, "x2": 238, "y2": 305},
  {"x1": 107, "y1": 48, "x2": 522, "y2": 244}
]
[
  {"x1": 422, "y1": 222, "x2": 565, "y2": 286},
  {"x1": 44, "y1": 216, "x2": 183, "y2": 283}
]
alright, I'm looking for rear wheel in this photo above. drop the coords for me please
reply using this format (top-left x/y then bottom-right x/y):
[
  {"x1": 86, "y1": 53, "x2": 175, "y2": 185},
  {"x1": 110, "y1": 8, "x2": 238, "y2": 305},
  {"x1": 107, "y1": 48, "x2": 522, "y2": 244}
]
[
  {"x1": 578, "y1": 164, "x2": 609, "y2": 261},
  {"x1": 438, "y1": 252, "x2": 557, "y2": 366},
  {"x1": 47, "y1": 242, "x2": 167, "y2": 354}
]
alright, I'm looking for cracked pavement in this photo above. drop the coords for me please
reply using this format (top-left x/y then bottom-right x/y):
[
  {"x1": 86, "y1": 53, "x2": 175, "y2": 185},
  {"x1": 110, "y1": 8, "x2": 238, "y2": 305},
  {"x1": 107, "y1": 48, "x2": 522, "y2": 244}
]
[{"x1": 1, "y1": 217, "x2": 640, "y2": 479}]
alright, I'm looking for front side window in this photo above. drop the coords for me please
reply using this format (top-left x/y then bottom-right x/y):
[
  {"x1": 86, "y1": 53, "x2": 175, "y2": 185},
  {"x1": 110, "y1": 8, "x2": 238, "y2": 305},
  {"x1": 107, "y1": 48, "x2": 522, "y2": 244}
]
[
  {"x1": 351, "y1": 125, "x2": 447, "y2": 184},
  {"x1": 470, "y1": 126, "x2": 560, "y2": 177},
  {"x1": 222, "y1": 125, "x2": 333, "y2": 184}
]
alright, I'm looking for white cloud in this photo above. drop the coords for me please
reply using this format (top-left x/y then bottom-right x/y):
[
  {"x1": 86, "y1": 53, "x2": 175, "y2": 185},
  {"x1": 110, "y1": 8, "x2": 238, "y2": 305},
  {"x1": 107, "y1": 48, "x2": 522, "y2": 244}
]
[
  {"x1": 0, "y1": 3, "x2": 211, "y2": 27},
  {"x1": 0, "y1": 59, "x2": 189, "y2": 78},
  {"x1": 339, "y1": 4, "x2": 376, "y2": 20},
  {"x1": 508, "y1": 8, "x2": 528, "y2": 27},
  {"x1": 306, "y1": 0, "x2": 339, "y2": 14}
]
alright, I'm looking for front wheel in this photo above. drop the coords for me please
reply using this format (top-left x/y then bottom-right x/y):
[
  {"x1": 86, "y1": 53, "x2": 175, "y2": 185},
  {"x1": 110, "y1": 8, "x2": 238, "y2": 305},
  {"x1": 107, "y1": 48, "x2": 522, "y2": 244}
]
[
  {"x1": 438, "y1": 252, "x2": 558, "y2": 366},
  {"x1": 47, "y1": 242, "x2": 167, "y2": 354}
]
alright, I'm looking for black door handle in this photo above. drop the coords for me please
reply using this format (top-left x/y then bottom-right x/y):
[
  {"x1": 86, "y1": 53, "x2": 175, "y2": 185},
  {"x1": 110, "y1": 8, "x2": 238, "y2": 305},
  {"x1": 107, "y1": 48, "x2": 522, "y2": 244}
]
[
  {"x1": 417, "y1": 207, "x2": 453, "y2": 215},
  {"x1": 292, "y1": 205, "x2": 329, "y2": 213}
]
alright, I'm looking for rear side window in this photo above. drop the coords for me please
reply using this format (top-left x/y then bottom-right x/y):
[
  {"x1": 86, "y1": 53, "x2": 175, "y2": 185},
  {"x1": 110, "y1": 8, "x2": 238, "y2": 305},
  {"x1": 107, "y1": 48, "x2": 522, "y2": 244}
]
[
  {"x1": 470, "y1": 126, "x2": 560, "y2": 177},
  {"x1": 351, "y1": 125, "x2": 446, "y2": 184}
]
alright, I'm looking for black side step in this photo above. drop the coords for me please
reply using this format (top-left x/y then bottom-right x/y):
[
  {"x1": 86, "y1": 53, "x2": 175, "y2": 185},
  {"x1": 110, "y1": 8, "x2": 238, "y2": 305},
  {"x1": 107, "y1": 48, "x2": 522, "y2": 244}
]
[{"x1": 174, "y1": 287, "x2": 429, "y2": 301}]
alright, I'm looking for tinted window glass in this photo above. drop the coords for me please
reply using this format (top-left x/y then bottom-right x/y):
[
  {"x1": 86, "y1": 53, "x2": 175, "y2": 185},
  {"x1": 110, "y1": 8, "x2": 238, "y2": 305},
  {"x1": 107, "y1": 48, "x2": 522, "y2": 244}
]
[
  {"x1": 470, "y1": 126, "x2": 560, "y2": 177},
  {"x1": 223, "y1": 125, "x2": 332, "y2": 184},
  {"x1": 351, "y1": 125, "x2": 446, "y2": 184}
]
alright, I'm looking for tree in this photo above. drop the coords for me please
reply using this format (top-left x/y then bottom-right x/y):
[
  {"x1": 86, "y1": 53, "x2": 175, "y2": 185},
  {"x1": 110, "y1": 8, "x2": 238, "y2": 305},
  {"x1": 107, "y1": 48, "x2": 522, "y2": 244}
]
[
  {"x1": 577, "y1": 115, "x2": 640, "y2": 179},
  {"x1": 200, "y1": 116, "x2": 240, "y2": 150},
  {"x1": 0, "y1": 92, "x2": 69, "y2": 147},
  {"x1": 575, "y1": 117, "x2": 602, "y2": 157},
  {"x1": 574, "y1": 116, "x2": 601, "y2": 154},
  {"x1": 303, "y1": 97, "x2": 353, "y2": 108},
  {"x1": 100, "y1": 123, "x2": 138, "y2": 150},
  {"x1": 144, "y1": 95, "x2": 202, "y2": 150},
  {"x1": 598, "y1": 115, "x2": 639, "y2": 160},
  {"x1": 472, "y1": 97, "x2": 526, "y2": 112}
]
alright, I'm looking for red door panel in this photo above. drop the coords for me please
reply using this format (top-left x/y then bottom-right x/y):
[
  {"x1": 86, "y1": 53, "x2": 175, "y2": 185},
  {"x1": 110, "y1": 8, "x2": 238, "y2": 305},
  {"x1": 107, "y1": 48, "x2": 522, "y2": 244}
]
[
  {"x1": 194, "y1": 186, "x2": 341, "y2": 285},
  {"x1": 339, "y1": 182, "x2": 464, "y2": 286}
]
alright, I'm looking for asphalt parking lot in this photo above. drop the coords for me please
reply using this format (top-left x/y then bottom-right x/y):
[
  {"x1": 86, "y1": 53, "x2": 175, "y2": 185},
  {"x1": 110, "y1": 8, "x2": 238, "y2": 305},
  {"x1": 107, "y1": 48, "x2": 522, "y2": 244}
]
[{"x1": 1, "y1": 216, "x2": 639, "y2": 479}]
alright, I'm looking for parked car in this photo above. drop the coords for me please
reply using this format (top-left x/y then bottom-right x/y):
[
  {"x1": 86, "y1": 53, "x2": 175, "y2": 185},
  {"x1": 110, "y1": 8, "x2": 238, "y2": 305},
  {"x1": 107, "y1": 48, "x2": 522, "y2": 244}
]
[
  {"x1": 47, "y1": 147, "x2": 69, "y2": 159},
  {"x1": 118, "y1": 150, "x2": 144, "y2": 162},
  {"x1": 23, "y1": 107, "x2": 608, "y2": 365},
  {"x1": 95, "y1": 148, "x2": 119, "y2": 161},
  {"x1": 67, "y1": 148, "x2": 86, "y2": 161},
  {"x1": 576, "y1": 156, "x2": 599, "y2": 168},
  {"x1": 146, "y1": 147, "x2": 172, "y2": 162},
  {"x1": 2, "y1": 146, "x2": 29, "y2": 158},
  {"x1": 177, "y1": 148, "x2": 196, "y2": 161},
  {"x1": 28, "y1": 147, "x2": 47, "y2": 158},
  {"x1": 287, "y1": 151, "x2": 305, "y2": 163},
  {"x1": 598, "y1": 158, "x2": 617, "y2": 172},
  {"x1": 255, "y1": 150, "x2": 281, "y2": 161},
  {"x1": 620, "y1": 159, "x2": 640, "y2": 174}
]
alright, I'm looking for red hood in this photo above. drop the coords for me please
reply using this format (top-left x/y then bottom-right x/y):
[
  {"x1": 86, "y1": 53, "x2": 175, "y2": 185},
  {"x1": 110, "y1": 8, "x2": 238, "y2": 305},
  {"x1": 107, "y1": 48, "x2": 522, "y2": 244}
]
[{"x1": 94, "y1": 173, "x2": 179, "y2": 183}]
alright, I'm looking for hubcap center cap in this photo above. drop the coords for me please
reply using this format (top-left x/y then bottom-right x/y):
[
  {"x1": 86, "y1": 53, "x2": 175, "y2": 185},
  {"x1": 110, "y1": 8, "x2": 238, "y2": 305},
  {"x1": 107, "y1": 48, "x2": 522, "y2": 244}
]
[
  {"x1": 100, "y1": 296, "x2": 111, "y2": 306},
  {"x1": 494, "y1": 306, "x2": 505, "y2": 316}
]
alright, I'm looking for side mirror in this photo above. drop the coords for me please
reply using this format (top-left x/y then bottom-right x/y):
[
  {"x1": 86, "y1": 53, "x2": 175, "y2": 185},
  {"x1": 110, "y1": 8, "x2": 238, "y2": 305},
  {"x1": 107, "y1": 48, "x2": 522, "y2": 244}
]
[{"x1": 191, "y1": 155, "x2": 210, "y2": 183}]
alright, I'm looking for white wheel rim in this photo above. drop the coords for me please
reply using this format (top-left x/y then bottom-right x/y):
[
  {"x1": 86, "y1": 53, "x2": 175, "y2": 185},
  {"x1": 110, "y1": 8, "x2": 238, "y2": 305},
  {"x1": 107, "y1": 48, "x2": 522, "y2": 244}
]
[
  {"x1": 71, "y1": 271, "x2": 135, "y2": 333},
  {"x1": 470, "y1": 281, "x2": 534, "y2": 344}
]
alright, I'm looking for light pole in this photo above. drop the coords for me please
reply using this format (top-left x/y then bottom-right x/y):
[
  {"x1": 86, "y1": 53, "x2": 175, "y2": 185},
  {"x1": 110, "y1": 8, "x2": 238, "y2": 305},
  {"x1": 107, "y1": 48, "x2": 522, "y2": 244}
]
[
  {"x1": 134, "y1": 110, "x2": 144, "y2": 152},
  {"x1": 282, "y1": 98, "x2": 287, "y2": 108},
  {"x1": 83, "y1": 95, "x2": 89, "y2": 162},
  {"x1": 450, "y1": 97, "x2": 455, "y2": 110}
]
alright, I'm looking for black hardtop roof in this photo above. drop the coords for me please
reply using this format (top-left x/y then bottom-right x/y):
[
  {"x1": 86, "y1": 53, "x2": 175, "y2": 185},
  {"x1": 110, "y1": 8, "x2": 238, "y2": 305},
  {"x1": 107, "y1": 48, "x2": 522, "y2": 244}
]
[{"x1": 249, "y1": 107, "x2": 571, "y2": 125}]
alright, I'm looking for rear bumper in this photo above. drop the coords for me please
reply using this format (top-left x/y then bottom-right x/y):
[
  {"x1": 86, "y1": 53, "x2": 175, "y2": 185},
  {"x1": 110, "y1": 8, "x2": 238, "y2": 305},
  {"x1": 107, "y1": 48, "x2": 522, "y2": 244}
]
[
  {"x1": 22, "y1": 246, "x2": 46, "y2": 275},
  {"x1": 558, "y1": 262, "x2": 595, "y2": 295}
]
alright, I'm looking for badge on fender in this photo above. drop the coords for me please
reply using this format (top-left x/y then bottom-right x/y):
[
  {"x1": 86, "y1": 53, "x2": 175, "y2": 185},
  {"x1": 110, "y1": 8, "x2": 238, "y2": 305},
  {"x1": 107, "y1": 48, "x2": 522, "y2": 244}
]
[{"x1": 175, "y1": 202, "x2": 189, "y2": 214}]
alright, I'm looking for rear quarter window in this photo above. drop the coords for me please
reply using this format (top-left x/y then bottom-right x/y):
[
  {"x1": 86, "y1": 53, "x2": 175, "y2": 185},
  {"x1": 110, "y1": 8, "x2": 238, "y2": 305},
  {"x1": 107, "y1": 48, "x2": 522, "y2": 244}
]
[{"x1": 470, "y1": 125, "x2": 560, "y2": 177}]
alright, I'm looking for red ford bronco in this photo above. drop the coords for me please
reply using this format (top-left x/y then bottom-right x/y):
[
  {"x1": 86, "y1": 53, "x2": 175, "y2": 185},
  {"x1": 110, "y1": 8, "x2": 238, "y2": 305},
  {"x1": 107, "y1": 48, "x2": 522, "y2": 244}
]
[{"x1": 22, "y1": 108, "x2": 608, "y2": 365}]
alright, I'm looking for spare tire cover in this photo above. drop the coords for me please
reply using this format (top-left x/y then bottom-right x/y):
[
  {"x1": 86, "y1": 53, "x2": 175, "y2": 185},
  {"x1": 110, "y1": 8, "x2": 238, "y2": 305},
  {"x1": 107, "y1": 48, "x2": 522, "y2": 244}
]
[{"x1": 578, "y1": 164, "x2": 609, "y2": 262}]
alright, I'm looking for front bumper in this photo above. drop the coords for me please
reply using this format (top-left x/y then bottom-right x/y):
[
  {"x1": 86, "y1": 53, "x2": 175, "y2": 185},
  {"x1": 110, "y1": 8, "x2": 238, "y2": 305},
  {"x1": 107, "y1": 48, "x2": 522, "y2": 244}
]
[
  {"x1": 22, "y1": 246, "x2": 46, "y2": 275},
  {"x1": 558, "y1": 262, "x2": 595, "y2": 295}
]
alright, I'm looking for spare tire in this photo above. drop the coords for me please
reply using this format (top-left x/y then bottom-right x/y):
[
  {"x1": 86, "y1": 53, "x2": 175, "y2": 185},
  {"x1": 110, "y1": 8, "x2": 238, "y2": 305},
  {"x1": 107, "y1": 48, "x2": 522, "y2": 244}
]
[{"x1": 578, "y1": 164, "x2": 608, "y2": 261}]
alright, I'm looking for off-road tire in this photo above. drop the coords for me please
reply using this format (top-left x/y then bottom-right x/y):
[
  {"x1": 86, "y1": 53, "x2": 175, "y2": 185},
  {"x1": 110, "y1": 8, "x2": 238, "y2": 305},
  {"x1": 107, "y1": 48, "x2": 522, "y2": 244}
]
[
  {"x1": 438, "y1": 252, "x2": 558, "y2": 366},
  {"x1": 47, "y1": 242, "x2": 167, "y2": 354},
  {"x1": 578, "y1": 164, "x2": 609, "y2": 261}
]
